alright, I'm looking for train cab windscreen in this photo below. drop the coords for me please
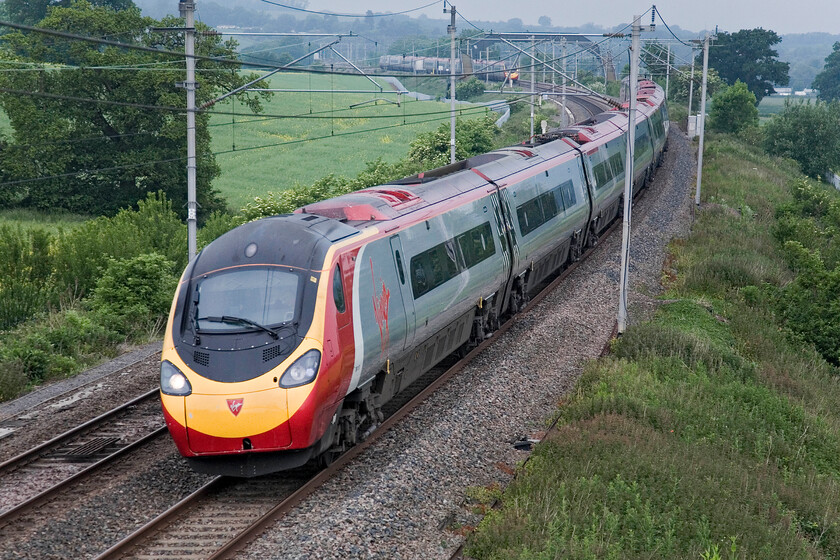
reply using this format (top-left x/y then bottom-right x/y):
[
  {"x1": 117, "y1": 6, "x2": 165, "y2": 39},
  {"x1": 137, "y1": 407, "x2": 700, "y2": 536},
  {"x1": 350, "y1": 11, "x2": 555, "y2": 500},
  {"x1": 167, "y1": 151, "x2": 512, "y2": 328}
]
[{"x1": 194, "y1": 268, "x2": 300, "y2": 333}]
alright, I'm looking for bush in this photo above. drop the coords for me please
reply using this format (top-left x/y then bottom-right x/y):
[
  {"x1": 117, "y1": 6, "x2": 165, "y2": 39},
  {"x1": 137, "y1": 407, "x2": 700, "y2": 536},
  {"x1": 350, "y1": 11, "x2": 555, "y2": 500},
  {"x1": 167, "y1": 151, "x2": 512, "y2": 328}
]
[
  {"x1": 763, "y1": 100, "x2": 840, "y2": 178},
  {"x1": 240, "y1": 158, "x2": 416, "y2": 221},
  {"x1": 0, "y1": 309, "x2": 117, "y2": 386},
  {"x1": 86, "y1": 253, "x2": 178, "y2": 341},
  {"x1": 0, "y1": 358, "x2": 28, "y2": 401},
  {"x1": 709, "y1": 81, "x2": 759, "y2": 134},
  {"x1": 407, "y1": 114, "x2": 499, "y2": 167},
  {"x1": 53, "y1": 191, "x2": 187, "y2": 298},
  {"x1": 455, "y1": 77, "x2": 485, "y2": 100},
  {"x1": 0, "y1": 224, "x2": 57, "y2": 330},
  {"x1": 775, "y1": 241, "x2": 840, "y2": 365}
]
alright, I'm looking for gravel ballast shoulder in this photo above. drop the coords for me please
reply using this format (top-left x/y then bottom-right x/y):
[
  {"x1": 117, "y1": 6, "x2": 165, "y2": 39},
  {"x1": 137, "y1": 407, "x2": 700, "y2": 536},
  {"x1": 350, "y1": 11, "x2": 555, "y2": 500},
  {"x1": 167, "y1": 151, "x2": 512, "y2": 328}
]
[{"x1": 238, "y1": 127, "x2": 696, "y2": 559}]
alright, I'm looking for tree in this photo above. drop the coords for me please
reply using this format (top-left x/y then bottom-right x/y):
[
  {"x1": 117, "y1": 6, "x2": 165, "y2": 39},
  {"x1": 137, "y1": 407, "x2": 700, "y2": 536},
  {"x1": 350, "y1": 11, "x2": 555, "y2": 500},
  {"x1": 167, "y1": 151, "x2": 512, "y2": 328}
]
[
  {"x1": 706, "y1": 28, "x2": 789, "y2": 103},
  {"x1": 763, "y1": 100, "x2": 840, "y2": 178},
  {"x1": 456, "y1": 77, "x2": 485, "y2": 100},
  {"x1": 709, "y1": 80, "x2": 758, "y2": 133},
  {"x1": 0, "y1": 0, "x2": 271, "y2": 217},
  {"x1": 670, "y1": 65, "x2": 726, "y2": 113},
  {"x1": 3, "y1": 0, "x2": 134, "y2": 25},
  {"x1": 813, "y1": 42, "x2": 840, "y2": 101},
  {"x1": 538, "y1": 16, "x2": 552, "y2": 27}
]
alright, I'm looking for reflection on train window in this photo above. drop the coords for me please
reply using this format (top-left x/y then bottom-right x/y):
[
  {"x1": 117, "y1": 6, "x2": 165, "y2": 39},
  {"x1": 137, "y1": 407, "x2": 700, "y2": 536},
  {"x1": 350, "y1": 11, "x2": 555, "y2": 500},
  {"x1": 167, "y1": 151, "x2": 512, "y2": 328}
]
[
  {"x1": 456, "y1": 222, "x2": 496, "y2": 268},
  {"x1": 593, "y1": 159, "x2": 610, "y2": 189},
  {"x1": 196, "y1": 268, "x2": 299, "y2": 329},
  {"x1": 333, "y1": 264, "x2": 346, "y2": 313},
  {"x1": 409, "y1": 221, "x2": 496, "y2": 299},
  {"x1": 410, "y1": 240, "x2": 460, "y2": 298},
  {"x1": 635, "y1": 127, "x2": 652, "y2": 161},
  {"x1": 650, "y1": 109, "x2": 665, "y2": 140},
  {"x1": 609, "y1": 152, "x2": 624, "y2": 179},
  {"x1": 559, "y1": 181, "x2": 576, "y2": 209},
  {"x1": 516, "y1": 180, "x2": 575, "y2": 236}
]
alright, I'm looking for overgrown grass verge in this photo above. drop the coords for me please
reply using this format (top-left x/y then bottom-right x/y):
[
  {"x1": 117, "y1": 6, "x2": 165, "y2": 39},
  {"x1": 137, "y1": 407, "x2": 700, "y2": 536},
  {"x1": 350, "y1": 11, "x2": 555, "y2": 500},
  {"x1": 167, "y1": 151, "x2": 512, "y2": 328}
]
[{"x1": 465, "y1": 135, "x2": 840, "y2": 559}]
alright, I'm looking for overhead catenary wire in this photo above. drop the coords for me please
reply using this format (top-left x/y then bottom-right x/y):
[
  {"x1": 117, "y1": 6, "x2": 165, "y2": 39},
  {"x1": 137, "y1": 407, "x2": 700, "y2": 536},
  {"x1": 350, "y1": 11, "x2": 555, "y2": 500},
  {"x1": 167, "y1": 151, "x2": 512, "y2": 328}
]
[
  {"x1": 654, "y1": 7, "x2": 693, "y2": 47},
  {"x1": 0, "y1": 86, "x2": 513, "y2": 122},
  {"x1": 258, "y1": 0, "x2": 440, "y2": 18},
  {"x1": 0, "y1": 17, "x2": 620, "y2": 84}
]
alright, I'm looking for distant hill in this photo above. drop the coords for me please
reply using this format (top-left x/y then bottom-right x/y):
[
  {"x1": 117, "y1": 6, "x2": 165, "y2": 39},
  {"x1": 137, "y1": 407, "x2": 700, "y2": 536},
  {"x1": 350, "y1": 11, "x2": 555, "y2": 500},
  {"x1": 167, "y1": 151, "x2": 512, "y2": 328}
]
[{"x1": 778, "y1": 33, "x2": 840, "y2": 90}]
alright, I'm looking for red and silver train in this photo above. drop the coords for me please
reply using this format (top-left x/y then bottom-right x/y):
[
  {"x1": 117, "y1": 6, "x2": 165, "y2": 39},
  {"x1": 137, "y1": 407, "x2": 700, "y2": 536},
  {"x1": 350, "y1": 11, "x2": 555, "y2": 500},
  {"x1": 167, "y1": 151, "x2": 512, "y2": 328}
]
[{"x1": 160, "y1": 80, "x2": 669, "y2": 477}]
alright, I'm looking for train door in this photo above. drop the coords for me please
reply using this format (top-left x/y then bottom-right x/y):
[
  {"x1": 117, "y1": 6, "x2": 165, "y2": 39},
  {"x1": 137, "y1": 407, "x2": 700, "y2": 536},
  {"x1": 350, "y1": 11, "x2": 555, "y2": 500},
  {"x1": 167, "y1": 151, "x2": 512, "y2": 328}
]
[
  {"x1": 488, "y1": 194, "x2": 512, "y2": 292},
  {"x1": 492, "y1": 189, "x2": 519, "y2": 313},
  {"x1": 388, "y1": 235, "x2": 415, "y2": 351}
]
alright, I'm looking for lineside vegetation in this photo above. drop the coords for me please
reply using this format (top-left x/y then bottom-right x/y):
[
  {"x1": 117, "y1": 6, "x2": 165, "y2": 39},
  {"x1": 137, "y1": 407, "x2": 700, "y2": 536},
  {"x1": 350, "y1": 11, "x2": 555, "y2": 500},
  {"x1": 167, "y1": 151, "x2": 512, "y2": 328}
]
[{"x1": 464, "y1": 135, "x2": 840, "y2": 559}]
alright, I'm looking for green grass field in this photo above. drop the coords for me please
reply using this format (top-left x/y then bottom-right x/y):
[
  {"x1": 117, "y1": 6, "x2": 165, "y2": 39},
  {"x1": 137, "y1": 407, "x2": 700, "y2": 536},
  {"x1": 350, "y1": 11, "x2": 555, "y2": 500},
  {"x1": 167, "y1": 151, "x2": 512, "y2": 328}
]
[
  {"x1": 209, "y1": 72, "x2": 494, "y2": 210},
  {"x1": 757, "y1": 95, "x2": 819, "y2": 122}
]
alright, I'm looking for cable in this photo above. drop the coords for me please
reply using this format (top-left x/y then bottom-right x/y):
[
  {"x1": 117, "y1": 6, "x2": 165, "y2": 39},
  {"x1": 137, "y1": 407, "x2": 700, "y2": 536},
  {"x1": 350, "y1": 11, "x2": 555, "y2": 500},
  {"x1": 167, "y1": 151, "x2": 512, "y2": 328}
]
[
  {"x1": 455, "y1": 10, "x2": 484, "y2": 32},
  {"x1": 655, "y1": 8, "x2": 693, "y2": 47},
  {"x1": 258, "y1": 0, "x2": 439, "y2": 18},
  {"x1": 0, "y1": 85, "x2": 513, "y2": 123}
]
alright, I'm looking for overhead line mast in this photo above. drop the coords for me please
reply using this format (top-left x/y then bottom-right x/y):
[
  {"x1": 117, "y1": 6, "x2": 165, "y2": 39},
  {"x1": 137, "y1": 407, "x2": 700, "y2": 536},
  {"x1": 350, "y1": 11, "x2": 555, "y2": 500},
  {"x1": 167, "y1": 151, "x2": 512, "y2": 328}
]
[
  {"x1": 617, "y1": 10, "x2": 655, "y2": 334},
  {"x1": 444, "y1": 3, "x2": 457, "y2": 164},
  {"x1": 179, "y1": 0, "x2": 198, "y2": 262}
]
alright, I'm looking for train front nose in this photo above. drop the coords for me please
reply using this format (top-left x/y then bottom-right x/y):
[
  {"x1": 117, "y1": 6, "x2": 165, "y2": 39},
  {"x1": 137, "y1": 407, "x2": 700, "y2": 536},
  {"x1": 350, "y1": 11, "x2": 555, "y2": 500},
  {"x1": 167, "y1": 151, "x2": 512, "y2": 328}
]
[{"x1": 183, "y1": 389, "x2": 293, "y2": 454}]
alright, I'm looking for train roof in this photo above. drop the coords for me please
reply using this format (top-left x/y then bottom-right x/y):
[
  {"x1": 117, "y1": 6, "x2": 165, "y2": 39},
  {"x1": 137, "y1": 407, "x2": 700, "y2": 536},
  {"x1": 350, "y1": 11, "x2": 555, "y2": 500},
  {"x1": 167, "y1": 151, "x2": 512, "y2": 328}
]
[
  {"x1": 298, "y1": 140, "x2": 577, "y2": 227},
  {"x1": 298, "y1": 81, "x2": 665, "y2": 228}
]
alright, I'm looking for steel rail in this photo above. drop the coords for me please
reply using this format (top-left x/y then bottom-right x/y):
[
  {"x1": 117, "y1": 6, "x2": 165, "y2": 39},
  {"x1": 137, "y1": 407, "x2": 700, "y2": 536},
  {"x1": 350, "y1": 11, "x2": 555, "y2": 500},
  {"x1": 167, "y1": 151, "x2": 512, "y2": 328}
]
[
  {"x1": 0, "y1": 388, "x2": 160, "y2": 474},
  {"x1": 93, "y1": 476, "x2": 231, "y2": 560},
  {"x1": 0, "y1": 427, "x2": 167, "y2": 527}
]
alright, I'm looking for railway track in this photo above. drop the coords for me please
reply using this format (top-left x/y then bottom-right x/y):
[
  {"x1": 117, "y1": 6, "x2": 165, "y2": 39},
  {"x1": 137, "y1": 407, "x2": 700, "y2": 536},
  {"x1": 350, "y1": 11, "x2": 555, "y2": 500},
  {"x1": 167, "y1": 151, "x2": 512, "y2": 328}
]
[
  {"x1": 0, "y1": 389, "x2": 165, "y2": 527},
  {"x1": 92, "y1": 164, "x2": 632, "y2": 560},
  {"x1": 533, "y1": 82, "x2": 616, "y2": 123}
]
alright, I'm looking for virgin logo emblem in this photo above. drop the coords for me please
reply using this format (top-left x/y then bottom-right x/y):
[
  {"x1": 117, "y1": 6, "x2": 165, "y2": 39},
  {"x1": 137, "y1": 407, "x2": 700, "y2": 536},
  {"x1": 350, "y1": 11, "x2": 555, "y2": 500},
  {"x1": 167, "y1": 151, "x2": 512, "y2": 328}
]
[{"x1": 227, "y1": 398, "x2": 244, "y2": 416}]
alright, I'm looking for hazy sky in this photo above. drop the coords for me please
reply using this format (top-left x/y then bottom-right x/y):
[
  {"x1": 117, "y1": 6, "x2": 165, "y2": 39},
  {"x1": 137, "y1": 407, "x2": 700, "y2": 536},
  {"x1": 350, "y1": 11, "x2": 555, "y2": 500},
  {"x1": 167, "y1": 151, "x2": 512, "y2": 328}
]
[{"x1": 302, "y1": 0, "x2": 839, "y2": 35}]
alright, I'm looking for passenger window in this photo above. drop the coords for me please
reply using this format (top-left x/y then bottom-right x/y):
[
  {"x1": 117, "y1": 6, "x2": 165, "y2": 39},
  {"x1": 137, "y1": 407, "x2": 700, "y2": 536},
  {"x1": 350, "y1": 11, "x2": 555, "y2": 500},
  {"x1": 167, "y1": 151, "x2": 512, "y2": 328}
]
[
  {"x1": 560, "y1": 180, "x2": 576, "y2": 208},
  {"x1": 332, "y1": 264, "x2": 346, "y2": 313}
]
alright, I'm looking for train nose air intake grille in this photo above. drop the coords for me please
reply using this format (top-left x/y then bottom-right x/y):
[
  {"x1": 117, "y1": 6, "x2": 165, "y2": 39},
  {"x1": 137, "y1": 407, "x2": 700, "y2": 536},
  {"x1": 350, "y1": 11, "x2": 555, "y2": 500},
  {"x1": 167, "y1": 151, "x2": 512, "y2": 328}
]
[
  {"x1": 194, "y1": 351, "x2": 210, "y2": 367},
  {"x1": 263, "y1": 345, "x2": 283, "y2": 363}
]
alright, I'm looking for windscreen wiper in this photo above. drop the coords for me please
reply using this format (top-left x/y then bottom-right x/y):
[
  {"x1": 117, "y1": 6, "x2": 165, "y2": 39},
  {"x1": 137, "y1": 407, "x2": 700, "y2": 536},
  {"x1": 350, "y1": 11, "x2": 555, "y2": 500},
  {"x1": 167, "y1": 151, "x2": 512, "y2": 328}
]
[{"x1": 197, "y1": 315, "x2": 279, "y2": 339}]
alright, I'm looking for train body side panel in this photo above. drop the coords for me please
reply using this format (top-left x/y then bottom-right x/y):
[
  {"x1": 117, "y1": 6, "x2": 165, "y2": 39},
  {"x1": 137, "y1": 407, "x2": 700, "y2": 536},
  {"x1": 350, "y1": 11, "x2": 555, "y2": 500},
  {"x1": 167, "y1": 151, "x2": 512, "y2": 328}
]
[
  {"x1": 400, "y1": 193, "x2": 508, "y2": 350},
  {"x1": 506, "y1": 156, "x2": 590, "y2": 284},
  {"x1": 349, "y1": 237, "x2": 408, "y2": 392}
]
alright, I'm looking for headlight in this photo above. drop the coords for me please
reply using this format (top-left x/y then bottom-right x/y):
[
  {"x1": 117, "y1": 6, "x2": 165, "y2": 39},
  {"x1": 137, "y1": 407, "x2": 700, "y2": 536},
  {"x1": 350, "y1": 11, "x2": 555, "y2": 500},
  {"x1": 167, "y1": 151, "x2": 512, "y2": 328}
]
[
  {"x1": 279, "y1": 349, "x2": 321, "y2": 388},
  {"x1": 161, "y1": 360, "x2": 192, "y2": 396}
]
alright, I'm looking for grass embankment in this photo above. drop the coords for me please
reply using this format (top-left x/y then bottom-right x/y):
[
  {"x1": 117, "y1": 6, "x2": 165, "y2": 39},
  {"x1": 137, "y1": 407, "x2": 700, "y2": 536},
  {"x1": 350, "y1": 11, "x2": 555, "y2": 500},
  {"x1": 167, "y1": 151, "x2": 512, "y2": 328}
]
[{"x1": 465, "y1": 137, "x2": 840, "y2": 559}]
